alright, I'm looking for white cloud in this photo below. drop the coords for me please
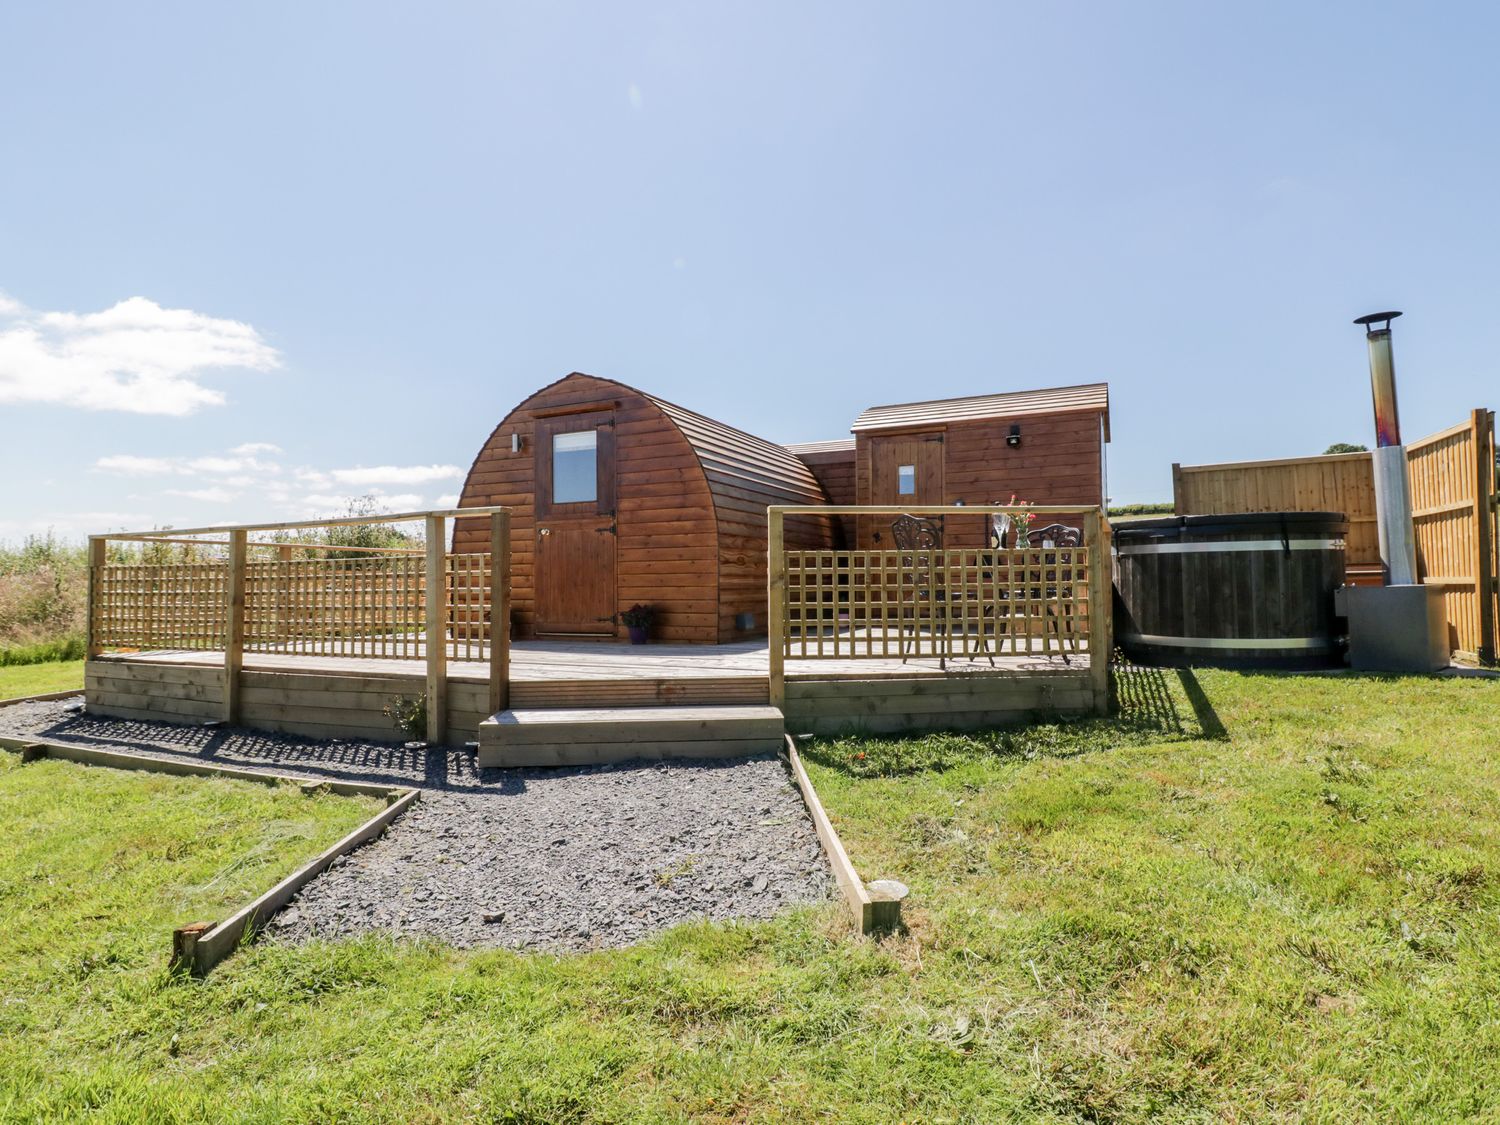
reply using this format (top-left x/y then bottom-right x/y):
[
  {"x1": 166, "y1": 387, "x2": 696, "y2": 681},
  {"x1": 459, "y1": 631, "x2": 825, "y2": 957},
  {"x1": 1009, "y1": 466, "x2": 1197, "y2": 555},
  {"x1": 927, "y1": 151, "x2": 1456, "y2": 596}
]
[
  {"x1": 0, "y1": 510, "x2": 159, "y2": 538},
  {"x1": 94, "y1": 454, "x2": 177, "y2": 475},
  {"x1": 88, "y1": 442, "x2": 467, "y2": 526},
  {"x1": 298, "y1": 490, "x2": 425, "y2": 517},
  {"x1": 628, "y1": 82, "x2": 644, "y2": 110},
  {"x1": 0, "y1": 292, "x2": 280, "y2": 415},
  {"x1": 93, "y1": 450, "x2": 280, "y2": 477},
  {"x1": 328, "y1": 464, "x2": 463, "y2": 486},
  {"x1": 164, "y1": 486, "x2": 238, "y2": 503}
]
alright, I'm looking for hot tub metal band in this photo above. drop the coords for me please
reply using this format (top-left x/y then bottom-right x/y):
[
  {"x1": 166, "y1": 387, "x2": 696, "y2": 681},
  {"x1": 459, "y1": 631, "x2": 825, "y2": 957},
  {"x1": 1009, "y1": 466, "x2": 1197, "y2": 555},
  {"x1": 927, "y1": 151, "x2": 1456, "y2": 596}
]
[
  {"x1": 1116, "y1": 631, "x2": 1333, "y2": 650},
  {"x1": 1115, "y1": 539, "x2": 1344, "y2": 556}
]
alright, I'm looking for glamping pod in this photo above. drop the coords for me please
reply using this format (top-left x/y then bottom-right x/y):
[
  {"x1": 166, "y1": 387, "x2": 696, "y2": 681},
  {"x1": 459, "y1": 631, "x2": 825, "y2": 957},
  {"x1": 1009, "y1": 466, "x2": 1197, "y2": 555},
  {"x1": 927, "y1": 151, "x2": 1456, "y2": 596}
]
[{"x1": 453, "y1": 372, "x2": 834, "y2": 643}]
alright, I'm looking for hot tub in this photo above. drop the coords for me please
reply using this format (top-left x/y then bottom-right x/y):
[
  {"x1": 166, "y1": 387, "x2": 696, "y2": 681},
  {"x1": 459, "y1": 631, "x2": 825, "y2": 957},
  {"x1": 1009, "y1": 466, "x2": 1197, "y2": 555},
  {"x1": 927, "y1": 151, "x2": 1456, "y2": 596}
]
[{"x1": 1113, "y1": 512, "x2": 1348, "y2": 667}]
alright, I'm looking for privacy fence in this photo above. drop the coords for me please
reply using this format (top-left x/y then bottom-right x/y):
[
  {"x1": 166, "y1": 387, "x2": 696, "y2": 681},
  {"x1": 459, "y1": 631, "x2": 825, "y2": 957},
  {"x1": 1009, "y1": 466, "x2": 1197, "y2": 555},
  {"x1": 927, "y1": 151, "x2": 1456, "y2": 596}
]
[{"x1": 1173, "y1": 409, "x2": 1498, "y2": 664}]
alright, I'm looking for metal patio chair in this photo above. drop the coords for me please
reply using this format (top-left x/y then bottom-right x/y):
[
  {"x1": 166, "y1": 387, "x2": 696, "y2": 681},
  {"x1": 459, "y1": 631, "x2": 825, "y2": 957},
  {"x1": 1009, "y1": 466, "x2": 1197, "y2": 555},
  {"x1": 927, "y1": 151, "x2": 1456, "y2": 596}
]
[
  {"x1": 890, "y1": 514, "x2": 948, "y2": 666},
  {"x1": 1020, "y1": 522, "x2": 1083, "y2": 660}
]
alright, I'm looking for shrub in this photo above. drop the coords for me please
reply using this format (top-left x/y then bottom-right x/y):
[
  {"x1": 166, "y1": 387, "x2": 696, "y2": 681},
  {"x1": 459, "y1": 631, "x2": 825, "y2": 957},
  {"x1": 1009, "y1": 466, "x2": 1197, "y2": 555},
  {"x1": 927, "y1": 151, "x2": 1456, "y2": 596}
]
[{"x1": 382, "y1": 694, "x2": 428, "y2": 742}]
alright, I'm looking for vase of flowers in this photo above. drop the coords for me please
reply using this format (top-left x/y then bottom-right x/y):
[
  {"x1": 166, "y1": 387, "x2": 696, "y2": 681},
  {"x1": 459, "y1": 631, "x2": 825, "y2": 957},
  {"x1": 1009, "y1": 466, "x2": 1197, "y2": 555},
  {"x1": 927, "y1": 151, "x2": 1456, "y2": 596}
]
[
  {"x1": 1008, "y1": 494, "x2": 1036, "y2": 547},
  {"x1": 621, "y1": 604, "x2": 654, "y2": 644}
]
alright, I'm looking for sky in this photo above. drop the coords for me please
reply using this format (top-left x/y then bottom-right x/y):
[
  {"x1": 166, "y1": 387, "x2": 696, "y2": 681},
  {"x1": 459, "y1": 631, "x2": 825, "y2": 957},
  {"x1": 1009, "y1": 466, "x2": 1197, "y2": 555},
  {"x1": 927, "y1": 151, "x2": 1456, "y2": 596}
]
[{"x1": 2, "y1": 1, "x2": 1497, "y2": 540}]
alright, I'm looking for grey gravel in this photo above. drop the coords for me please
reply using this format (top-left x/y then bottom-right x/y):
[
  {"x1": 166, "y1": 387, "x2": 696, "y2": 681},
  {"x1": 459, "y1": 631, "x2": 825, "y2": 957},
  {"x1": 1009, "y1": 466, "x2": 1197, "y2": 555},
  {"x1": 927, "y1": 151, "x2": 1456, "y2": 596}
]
[{"x1": 0, "y1": 697, "x2": 832, "y2": 951}]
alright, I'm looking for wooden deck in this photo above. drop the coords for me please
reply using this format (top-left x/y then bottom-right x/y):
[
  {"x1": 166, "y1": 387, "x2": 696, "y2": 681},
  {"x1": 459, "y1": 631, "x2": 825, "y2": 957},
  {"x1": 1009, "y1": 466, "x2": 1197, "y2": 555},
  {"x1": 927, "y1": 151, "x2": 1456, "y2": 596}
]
[
  {"x1": 101, "y1": 638, "x2": 1086, "y2": 682},
  {"x1": 88, "y1": 639, "x2": 1097, "y2": 745}
]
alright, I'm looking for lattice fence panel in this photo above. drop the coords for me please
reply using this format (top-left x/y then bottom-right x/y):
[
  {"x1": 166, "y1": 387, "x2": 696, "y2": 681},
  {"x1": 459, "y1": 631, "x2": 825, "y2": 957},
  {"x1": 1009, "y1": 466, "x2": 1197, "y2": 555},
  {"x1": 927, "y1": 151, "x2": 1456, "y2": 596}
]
[
  {"x1": 244, "y1": 556, "x2": 429, "y2": 660},
  {"x1": 781, "y1": 545, "x2": 1094, "y2": 661},
  {"x1": 94, "y1": 563, "x2": 228, "y2": 651}
]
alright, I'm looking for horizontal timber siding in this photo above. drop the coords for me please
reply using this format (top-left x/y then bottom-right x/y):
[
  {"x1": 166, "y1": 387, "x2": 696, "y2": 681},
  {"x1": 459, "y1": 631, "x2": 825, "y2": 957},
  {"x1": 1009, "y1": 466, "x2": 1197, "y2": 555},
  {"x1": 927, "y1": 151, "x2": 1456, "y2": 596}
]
[{"x1": 855, "y1": 409, "x2": 1106, "y2": 547}]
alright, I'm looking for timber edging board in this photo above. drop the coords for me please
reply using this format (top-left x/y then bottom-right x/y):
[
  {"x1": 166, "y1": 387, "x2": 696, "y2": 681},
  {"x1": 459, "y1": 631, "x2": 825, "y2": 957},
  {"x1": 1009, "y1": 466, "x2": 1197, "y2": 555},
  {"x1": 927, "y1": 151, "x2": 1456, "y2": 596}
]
[
  {"x1": 0, "y1": 688, "x2": 84, "y2": 709},
  {"x1": 783, "y1": 734, "x2": 901, "y2": 934},
  {"x1": 0, "y1": 736, "x2": 417, "y2": 975}
]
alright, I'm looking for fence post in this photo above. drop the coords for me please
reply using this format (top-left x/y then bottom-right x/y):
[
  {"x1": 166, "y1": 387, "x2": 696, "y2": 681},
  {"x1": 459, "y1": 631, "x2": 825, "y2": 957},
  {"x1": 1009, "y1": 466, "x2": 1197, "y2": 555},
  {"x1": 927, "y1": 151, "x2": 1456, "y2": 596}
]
[
  {"x1": 1085, "y1": 510, "x2": 1112, "y2": 714},
  {"x1": 425, "y1": 515, "x2": 448, "y2": 745},
  {"x1": 86, "y1": 537, "x2": 106, "y2": 659},
  {"x1": 488, "y1": 510, "x2": 510, "y2": 715},
  {"x1": 224, "y1": 530, "x2": 247, "y2": 725},
  {"x1": 768, "y1": 507, "x2": 786, "y2": 711},
  {"x1": 1475, "y1": 409, "x2": 1497, "y2": 666},
  {"x1": 1171, "y1": 464, "x2": 1184, "y2": 515}
]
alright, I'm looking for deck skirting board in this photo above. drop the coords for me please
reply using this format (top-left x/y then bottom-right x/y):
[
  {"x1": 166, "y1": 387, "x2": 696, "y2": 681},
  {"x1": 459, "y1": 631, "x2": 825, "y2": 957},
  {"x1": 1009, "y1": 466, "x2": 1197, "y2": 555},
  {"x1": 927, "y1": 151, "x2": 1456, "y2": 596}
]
[
  {"x1": 783, "y1": 674, "x2": 1095, "y2": 736},
  {"x1": 87, "y1": 653, "x2": 1099, "y2": 746}
]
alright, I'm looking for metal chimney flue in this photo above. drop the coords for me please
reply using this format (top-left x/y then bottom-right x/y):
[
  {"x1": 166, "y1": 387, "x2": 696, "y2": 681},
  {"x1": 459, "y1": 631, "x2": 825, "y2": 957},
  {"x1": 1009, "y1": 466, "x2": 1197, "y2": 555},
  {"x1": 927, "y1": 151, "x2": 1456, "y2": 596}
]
[{"x1": 1353, "y1": 311, "x2": 1418, "y2": 586}]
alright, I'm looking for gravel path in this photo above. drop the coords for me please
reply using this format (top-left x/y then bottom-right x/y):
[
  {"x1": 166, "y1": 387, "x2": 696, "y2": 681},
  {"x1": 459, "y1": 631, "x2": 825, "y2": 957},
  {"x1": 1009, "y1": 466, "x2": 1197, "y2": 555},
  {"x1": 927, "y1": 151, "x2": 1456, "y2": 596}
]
[{"x1": 0, "y1": 698, "x2": 832, "y2": 950}]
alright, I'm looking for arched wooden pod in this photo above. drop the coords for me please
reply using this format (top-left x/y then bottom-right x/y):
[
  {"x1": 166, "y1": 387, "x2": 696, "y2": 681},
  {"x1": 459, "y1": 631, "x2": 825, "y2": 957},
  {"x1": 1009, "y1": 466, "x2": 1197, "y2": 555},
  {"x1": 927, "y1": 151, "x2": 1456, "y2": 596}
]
[{"x1": 453, "y1": 372, "x2": 833, "y2": 643}]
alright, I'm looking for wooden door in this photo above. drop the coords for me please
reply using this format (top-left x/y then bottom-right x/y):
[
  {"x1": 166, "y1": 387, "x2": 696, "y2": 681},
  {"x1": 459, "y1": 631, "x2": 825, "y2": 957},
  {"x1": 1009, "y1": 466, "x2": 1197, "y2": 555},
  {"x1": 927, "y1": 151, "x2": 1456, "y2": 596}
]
[
  {"x1": 534, "y1": 410, "x2": 618, "y2": 635},
  {"x1": 871, "y1": 432, "x2": 945, "y2": 506}
]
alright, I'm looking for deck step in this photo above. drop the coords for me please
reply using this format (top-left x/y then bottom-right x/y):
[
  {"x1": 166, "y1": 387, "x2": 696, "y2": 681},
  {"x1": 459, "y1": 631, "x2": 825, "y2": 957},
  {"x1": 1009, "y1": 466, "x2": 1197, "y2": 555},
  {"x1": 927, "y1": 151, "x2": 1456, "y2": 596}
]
[{"x1": 477, "y1": 705, "x2": 785, "y2": 768}]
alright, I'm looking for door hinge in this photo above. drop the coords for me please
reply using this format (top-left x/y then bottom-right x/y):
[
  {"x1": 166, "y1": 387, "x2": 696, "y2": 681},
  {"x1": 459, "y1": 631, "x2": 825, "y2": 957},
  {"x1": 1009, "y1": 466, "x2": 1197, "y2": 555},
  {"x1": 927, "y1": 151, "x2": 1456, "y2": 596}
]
[
  {"x1": 595, "y1": 614, "x2": 618, "y2": 624},
  {"x1": 596, "y1": 523, "x2": 617, "y2": 535}
]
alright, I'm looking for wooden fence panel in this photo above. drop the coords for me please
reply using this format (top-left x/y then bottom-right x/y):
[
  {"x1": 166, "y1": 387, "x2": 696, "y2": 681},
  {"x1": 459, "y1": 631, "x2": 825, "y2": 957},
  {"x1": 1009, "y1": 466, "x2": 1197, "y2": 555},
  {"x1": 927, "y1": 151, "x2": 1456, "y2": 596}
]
[
  {"x1": 1174, "y1": 452, "x2": 1379, "y2": 567},
  {"x1": 1407, "y1": 420, "x2": 1484, "y2": 659}
]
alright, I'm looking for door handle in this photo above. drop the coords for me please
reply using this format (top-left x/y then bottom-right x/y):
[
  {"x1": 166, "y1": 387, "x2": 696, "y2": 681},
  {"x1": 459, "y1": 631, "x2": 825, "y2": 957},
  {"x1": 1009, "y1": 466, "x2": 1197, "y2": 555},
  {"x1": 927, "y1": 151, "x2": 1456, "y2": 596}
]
[{"x1": 538, "y1": 527, "x2": 550, "y2": 536}]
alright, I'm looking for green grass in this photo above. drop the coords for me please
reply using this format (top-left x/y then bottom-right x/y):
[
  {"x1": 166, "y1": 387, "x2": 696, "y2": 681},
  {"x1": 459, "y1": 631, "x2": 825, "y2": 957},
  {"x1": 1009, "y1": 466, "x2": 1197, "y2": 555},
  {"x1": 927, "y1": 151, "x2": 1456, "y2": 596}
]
[
  {"x1": 0, "y1": 658, "x2": 84, "y2": 699},
  {"x1": 2, "y1": 670, "x2": 1500, "y2": 1121},
  {"x1": 0, "y1": 634, "x2": 85, "y2": 667}
]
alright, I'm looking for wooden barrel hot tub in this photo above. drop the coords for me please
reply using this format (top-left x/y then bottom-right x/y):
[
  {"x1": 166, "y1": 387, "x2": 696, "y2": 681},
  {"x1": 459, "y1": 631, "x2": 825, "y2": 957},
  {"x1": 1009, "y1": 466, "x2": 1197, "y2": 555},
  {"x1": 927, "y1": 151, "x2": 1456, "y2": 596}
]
[{"x1": 1113, "y1": 512, "x2": 1348, "y2": 667}]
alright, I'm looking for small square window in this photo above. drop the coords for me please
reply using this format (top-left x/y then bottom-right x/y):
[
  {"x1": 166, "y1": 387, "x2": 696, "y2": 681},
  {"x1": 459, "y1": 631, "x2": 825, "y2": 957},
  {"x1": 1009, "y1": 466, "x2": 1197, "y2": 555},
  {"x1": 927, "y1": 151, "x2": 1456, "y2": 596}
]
[
  {"x1": 897, "y1": 464, "x2": 916, "y2": 496},
  {"x1": 552, "y1": 430, "x2": 598, "y2": 504}
]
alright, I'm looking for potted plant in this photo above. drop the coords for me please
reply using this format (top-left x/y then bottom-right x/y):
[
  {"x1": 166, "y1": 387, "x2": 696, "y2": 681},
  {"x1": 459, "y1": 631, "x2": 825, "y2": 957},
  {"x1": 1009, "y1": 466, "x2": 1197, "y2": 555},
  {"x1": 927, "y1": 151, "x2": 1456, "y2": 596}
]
[{"x1": 621, "y1": 604, "x2": 654, "y2": 644}]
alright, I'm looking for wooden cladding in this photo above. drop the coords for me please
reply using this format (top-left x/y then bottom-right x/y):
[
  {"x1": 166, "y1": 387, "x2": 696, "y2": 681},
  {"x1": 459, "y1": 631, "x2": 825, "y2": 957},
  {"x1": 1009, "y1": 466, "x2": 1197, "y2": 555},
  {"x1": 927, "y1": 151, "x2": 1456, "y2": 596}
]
[
  {"x1": 1174, "y1": 410, "x2": 1497, "y2": 663},
  {"x1": 852, "y1": 410, "x2": 1106, "y2": 549}
]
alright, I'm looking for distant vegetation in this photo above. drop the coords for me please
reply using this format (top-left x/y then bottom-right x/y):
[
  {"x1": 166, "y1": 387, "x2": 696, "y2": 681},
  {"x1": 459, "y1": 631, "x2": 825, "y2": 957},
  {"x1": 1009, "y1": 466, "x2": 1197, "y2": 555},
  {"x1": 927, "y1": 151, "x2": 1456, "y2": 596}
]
[
  {"x1": 0, "y1": 534, "x2": 87, "y2": 662},
  {"x1": 1324, "y1": 442, "x2": 1369, "y2": 454},
  {"x1": 1108, "y1": 502, "x2": 1174, "y2": 517}
]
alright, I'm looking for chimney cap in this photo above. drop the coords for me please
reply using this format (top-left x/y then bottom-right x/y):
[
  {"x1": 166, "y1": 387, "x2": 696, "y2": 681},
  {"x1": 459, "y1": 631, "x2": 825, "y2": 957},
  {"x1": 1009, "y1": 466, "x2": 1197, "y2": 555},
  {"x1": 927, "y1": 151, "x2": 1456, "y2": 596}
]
[{"x1": 1354, "y1": 310, "x2": 1403, "y2": 329}]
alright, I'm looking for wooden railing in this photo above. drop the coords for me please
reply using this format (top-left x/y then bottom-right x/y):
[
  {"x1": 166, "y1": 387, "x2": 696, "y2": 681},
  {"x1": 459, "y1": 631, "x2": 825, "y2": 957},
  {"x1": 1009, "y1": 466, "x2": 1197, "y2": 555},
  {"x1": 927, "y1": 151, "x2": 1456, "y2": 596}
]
[
  {"x1": 87, "y1": 507, "x2": 512, "y2": 744},
  {"x1": 767, "y1": 505, "x2": 1112, "y2": 709}
]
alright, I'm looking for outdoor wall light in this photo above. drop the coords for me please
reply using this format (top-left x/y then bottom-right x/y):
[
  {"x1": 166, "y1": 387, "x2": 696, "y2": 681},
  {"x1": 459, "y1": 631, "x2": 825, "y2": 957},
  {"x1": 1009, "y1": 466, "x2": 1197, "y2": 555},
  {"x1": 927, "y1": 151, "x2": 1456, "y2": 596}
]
[
  {"x1": 511, "y1": 433, "x2": 522, "y2": 454},
  {"x1": 1007, "y1": 424, "x2": 1022, "y2": 447}
]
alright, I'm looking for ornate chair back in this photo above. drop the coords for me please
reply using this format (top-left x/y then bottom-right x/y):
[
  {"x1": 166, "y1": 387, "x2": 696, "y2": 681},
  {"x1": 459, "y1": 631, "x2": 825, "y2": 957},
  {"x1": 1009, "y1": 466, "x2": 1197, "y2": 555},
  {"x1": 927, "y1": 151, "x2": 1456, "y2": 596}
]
[
  {"x1": 890, "y1": 513, "x2": 943, "y2": 552},
  {"x1": 1030, "y1": 522, "x2": 1082, "y2": 547}
]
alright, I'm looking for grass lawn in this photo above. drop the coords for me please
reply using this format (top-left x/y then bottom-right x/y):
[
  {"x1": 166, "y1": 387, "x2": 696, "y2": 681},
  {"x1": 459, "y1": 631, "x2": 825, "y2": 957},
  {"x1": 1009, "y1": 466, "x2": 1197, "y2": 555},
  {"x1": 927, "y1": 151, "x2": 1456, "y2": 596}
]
[
  {"x1": 2, "y1": 669, "x2": 1499, "y2": 1122},
  {"x1": 0, "y1": 658, "x2": 84, "y2": 699}
]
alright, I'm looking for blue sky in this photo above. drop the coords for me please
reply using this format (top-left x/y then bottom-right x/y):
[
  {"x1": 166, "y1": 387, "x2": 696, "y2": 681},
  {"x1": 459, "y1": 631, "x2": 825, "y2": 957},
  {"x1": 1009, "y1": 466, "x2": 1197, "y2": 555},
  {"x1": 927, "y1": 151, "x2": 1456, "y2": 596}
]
[{"x1": 2, "y1": 1, "x2": 1496, "y2": 539}]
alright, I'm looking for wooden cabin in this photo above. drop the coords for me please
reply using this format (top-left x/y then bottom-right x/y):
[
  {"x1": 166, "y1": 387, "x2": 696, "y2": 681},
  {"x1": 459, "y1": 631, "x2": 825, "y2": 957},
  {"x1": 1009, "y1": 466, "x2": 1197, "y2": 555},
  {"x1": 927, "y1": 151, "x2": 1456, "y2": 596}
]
[
  {"x1": 453, "y1": 373, "x2": 833, "y2": 643},
  {"x1": 787, "y1": 382, "x2": 1111, "y2": 547}
]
